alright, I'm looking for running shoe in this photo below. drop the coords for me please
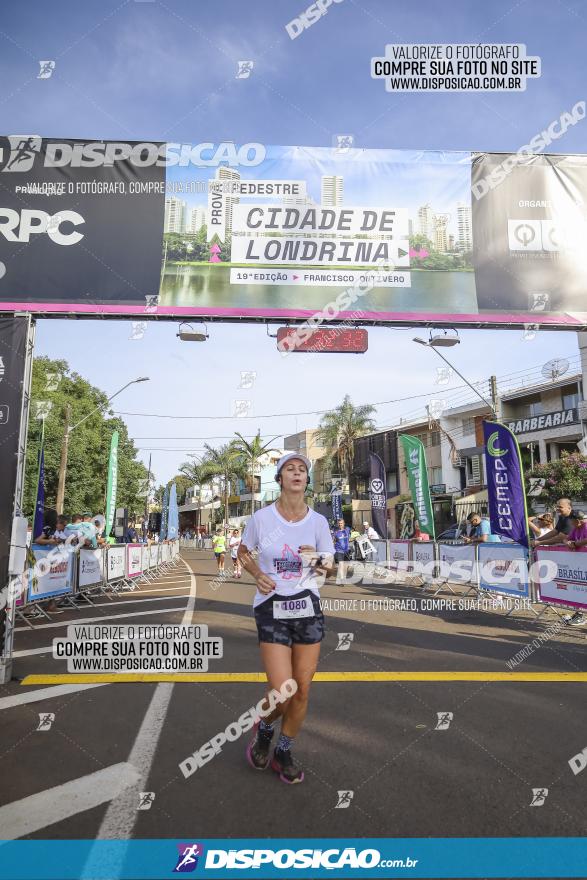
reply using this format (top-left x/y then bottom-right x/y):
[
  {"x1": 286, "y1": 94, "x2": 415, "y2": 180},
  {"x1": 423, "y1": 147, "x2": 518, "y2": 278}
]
[
  {"x1": 271, "y1": 747, "x2": 304, "y2": 784},
  {"x1": 246, "y1": 723, "x2": 274, "y2": 770},
  {"x1": 565, "y1": 611, "x2": 587, "y2": 627}
]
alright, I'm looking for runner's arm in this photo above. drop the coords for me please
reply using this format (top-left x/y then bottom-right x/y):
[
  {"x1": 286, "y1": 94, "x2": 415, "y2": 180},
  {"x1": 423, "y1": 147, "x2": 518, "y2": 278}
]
[{"x1": 237, "y1": 542, "x2": 276, "y2": 593}]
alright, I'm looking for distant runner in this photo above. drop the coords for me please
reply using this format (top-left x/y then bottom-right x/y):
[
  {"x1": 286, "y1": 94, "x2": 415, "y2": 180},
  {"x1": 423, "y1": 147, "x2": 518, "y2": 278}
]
[
  {"x1": 229, "y1": 528, "x2": 242, "y2": 578},
  {"x1": 212, "y1": 528, "x2": 226, "y2": 573},
  {"x1": 238, "y1": 453, "x2": 335, "y2": 784}
]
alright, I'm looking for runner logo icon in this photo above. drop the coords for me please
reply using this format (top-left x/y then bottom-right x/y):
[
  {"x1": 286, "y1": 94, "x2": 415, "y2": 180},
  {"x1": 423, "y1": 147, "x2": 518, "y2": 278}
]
[
  {"x1": 173, "y1": 843, "x2": 204, "y2": 872},
  {"x1": 0, "y1": 136, "x2": 42, "y2": 172}
]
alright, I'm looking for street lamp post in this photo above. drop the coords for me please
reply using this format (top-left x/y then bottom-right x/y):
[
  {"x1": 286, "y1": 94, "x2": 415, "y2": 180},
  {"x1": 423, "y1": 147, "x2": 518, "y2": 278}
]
[
  {"x1": 55, "y1": 376, "x2": 150, "y2": 514},
  {"x1": 413, "y1": 334, "x2": 497, "y2": 418}
]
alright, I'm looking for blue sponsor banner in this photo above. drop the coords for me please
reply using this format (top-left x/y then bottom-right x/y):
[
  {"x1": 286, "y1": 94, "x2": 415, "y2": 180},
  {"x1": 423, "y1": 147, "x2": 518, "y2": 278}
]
[
  {"x1": 27, "y1": 545, "x2": 75, "y2": 600},
  {"x1": 477, "y1": 542, "x2": 530, "y2": 598},
  {"x1": 1, "y1": 839, "x2": 587, "y2": 879},
  {"x1": 483, "y1": 421, "x2": 530, "y2": 548}
]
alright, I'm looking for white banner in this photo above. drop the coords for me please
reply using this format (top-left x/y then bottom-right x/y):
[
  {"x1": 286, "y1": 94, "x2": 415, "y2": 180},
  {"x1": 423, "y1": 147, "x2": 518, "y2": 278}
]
[
  {"x1": 388, "y1": 541, "x2": 411, "y2": 564},
  {"x1": 162, "y1": 542, "x2": 170, "y2": 563},
  {"x1": 229, "y1": 268, "x2": 411, "y2": 288},
  {"x1": 478, "y1": 543, "x2": 529, "y2": 597},
  {"x1": 535, "y1": 547, "x2": 587, "y2": 611},
  {"x1": 78, "y1": 548, "x2": 104, "y2": 589},
  {"x1": 412, "y1": 541, "x2": 436, "y2": 582},
  {"x1": 141, "y1": 545, "x2": 149, "y2": 573},
  {"x1": 107, "y1": 545, "x2": 126, "y2": 582},
  {"x1": 126, "y1": 543, "x2": 143, "y2": 578},
  {"x1": 231, "y1": 204, "x2": 408, "y2": 237},
  {"x1": 28, "y1": 546, "x2": 74, "y2": 600},
  {"x1": 149, "y1": 543, "x2": 159, "y2": 568},
  {"x1": 207, "y1": 183, "x2": 225, "y2": 243},
  {"x1": 230, "y1": 235, "x2": 410, "y2": 267},
  {"x1": 437, "y1": 543, "x2": 477, "y2": 584}
]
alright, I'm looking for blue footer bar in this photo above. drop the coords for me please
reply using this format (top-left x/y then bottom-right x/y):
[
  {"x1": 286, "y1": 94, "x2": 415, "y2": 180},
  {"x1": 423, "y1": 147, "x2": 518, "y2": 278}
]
[{"x1": 0, "y1": 838, "x2": 586, "y2": 879}]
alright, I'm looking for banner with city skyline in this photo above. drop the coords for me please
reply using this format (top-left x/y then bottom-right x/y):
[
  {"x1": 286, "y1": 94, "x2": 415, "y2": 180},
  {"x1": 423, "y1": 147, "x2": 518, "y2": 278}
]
[{"x1": 0, "y1": 137, "x2": 586, "y2": 327}]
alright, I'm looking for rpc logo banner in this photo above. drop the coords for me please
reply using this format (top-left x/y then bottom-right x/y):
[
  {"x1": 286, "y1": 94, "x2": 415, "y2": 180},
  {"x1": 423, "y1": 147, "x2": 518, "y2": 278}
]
[
  {"x1": 482, "y1": 420, "x2": 530, "y2": 547},
  {"x1": 0, "y1": 136, "x2": 166, "y2": 307}
]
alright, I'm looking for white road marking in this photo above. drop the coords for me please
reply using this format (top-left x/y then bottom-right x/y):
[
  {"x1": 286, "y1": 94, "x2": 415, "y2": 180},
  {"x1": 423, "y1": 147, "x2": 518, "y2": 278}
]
[
  {"x1": 14, "y1": 604, "x2": 192, "y2": 638},
  {"x1": 15, "y1": 591, "x2": 191, "y2": 632},
  {"x1": 0, "y1": 762, "x2": 140, "y2": 839},
  {"x1": 0, "y1": 683, "x2": 108, "y2": 710},
  {"x1": 93, "y1": 555, "x2": 197, "y2": 842}
]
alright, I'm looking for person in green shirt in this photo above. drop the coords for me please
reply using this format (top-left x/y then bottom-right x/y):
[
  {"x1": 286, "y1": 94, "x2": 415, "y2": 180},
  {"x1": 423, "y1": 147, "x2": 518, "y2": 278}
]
[{"x1": 212, "y1": 528, "x2": 227, "y2": 573}]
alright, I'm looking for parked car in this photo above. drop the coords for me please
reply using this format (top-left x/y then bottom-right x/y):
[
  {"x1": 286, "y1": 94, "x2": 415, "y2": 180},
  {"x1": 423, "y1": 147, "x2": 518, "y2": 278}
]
[{"x1": 436, "y1": 524, "x2": 464, "y2": 542}]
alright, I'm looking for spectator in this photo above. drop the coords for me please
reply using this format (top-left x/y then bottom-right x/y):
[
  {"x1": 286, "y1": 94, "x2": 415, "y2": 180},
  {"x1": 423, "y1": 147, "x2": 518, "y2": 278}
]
[
  {"x1": 332, "y1": 517, "x2": 352, "y2": 578},
  {"x1": 560, "y1": 511, "x2": 587, "y2": 628},
  {"x1": 565, "y1": 511, "x2": 587, "y2": 551},
  {"x1": 412, "y1": 519, "x2": 431, "y2": 542},
  {"x1": 92, "y1": 513, "x2": 108, "y2": 546},
  {"x1": 34, "y1": 522, "x2": 57, "y2": 545},
  {"x1": 124, "y1": 522, "x2": 139, "y2": 543},
  {"x1": 78, "y1": 512, "x2": 98, "y2": 548},
  {"x1": 53, "y1": 515, "x2": 68, "y2": 542},
  {"x1": 363, "y1": 520, "x2": 380, "y2": 541},
  {"x1": 532, "y1": 498, "x2": 576, "y2": 547},
  {"x1": 528, "y1": 512, "x2": 554, "y2": 539},
  {"x1": 64, "y1": 514, "x2": 84, "y2": 546},
  {"x1": 463, "y1": 513, "x2": 500, "y2": 544}
]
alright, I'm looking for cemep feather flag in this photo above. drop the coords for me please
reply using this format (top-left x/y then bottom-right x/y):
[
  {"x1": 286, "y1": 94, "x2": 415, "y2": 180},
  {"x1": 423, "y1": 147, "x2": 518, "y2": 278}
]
[{"x1": 483, "y1": 421, "x2": 530, "y2": 547}]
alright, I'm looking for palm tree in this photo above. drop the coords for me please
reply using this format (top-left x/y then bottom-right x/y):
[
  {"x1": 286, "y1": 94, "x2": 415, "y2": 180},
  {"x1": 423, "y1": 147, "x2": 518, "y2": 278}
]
[
  {"x1": 233, "y1": 431, "x2": 281, "y2": 515},
  {"x1": 315, "y1": 395, "x2": 376, "y2": 498},
  {"x1": 201, "y1": 443, "x2": 247, "y2": 528},
  {"x1": 179, "y1": 456, "x2": 214, "y2": 531}
]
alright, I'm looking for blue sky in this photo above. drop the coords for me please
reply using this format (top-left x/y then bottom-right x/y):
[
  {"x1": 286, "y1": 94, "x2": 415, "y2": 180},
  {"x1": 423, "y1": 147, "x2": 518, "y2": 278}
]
[{"x1": 1, "y1": 0, "x2": 586, "y2": 484}]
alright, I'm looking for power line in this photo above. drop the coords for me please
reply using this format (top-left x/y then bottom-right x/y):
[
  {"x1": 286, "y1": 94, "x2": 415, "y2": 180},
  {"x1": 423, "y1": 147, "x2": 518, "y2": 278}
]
[{"x1": 114, "y1": 387, "x2": 465, "y2": 420}]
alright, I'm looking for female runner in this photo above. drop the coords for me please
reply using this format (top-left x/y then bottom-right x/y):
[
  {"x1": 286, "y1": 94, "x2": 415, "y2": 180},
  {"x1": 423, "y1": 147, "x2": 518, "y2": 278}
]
[{"x1": 238, "y1": 453, "x2": 335, "y2": 784}]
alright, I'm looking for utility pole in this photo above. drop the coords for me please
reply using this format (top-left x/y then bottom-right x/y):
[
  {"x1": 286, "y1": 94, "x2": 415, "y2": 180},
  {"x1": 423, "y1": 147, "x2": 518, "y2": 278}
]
[
  {"x1": 489, "y1": 375, "x2": 500, "y2": 421},
  {"x1": 55, "y1": 404, "x2": 71, "y2": 515}
]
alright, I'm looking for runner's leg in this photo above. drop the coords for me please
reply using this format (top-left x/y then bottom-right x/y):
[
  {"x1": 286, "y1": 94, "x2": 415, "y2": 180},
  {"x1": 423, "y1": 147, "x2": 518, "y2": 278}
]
[
  {"x1": 280, "y1": 642, "x2": 321, "y2": 737},
  {"x1": 259, "y1": 642, "x2": 293, "y2": 724}
]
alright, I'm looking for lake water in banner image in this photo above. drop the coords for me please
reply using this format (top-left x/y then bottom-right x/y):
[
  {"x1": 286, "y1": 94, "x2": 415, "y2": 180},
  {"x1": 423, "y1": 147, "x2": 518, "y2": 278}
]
[{"x1": 158, "y1": 264, "x2": 478, "y2": 315}]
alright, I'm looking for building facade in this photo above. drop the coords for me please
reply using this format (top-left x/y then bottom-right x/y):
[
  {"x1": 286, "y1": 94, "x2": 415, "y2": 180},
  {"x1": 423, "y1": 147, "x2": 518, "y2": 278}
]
[{"x1": 501, "y1": 374, "x2": 583, "y2": 469}]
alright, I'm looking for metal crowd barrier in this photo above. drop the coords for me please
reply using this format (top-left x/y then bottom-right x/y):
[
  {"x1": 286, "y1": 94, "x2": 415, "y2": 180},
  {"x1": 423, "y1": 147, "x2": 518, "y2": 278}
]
[
  {"x1": 15, "y1": 540, "x2": 181, "y2": 628},
  {"x1": 360, "y1": 539, "x2": 587, "y2": 623}
]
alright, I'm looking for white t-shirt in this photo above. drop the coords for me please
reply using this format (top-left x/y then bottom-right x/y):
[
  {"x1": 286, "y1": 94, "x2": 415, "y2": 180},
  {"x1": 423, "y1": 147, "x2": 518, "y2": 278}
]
[
  {"x1": 365, "y1": 526, "x2": 379, "y2": 540},
  {"x1": 229, "y1": 535, "x2": 241, "y2": 557},
  {"x1": 241, "y1": 503, "x2": 335, "y2": 608}
]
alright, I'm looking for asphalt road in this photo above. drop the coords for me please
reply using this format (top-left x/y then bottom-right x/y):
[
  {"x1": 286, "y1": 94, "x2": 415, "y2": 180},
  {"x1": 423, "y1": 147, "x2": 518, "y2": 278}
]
[{"x1": 1, "y1": 548, "x2": 587, "y2": 869}]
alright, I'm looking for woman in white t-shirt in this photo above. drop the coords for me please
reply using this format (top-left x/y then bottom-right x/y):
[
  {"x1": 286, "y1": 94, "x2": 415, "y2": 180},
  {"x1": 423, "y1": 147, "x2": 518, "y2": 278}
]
[
  {"x1": 229, "y1": 529, "x2": 242, "y2": 578},
  {"x1": 238, "y1": 453, "x2": 335, "y2": 785}
]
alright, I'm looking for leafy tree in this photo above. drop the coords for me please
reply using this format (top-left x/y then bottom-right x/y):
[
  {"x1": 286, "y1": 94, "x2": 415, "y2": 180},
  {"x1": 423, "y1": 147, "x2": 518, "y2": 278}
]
[
  {"x1": 201, "y1": 443, "x2": 247, "y2": 525},
  {"x1": 178, "y1": 458, "x2": 216, "y2": 527},
  {"x1": 24, "y1": 357, "x2": 149, "y2": 522},
  {"x1": 232, "y1": 431, "x2": 280, "y2": 513},
  {"x1": 409, "y1": 233, "x2": 434, "y2": 253},
  {"x1": 315, "y1": 395, "x2": 376, "y2": 499},
  {"x1": 527, "y1": 451, "x2": 587, "y2": 506}
]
